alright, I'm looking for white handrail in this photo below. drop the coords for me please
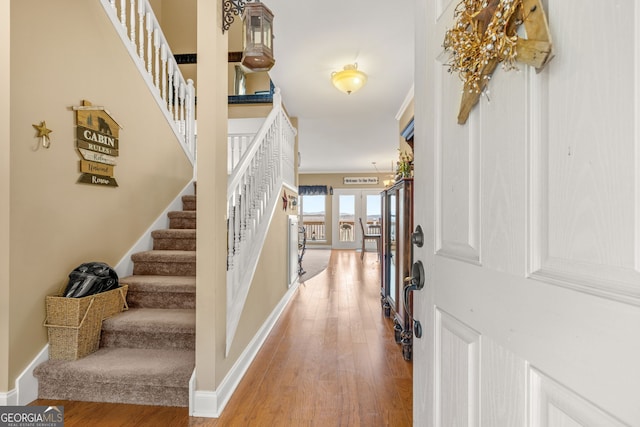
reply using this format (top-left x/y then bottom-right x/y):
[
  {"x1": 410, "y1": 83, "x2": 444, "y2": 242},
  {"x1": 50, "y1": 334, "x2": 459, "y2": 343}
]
[
  {"x1": 100, "y1": 0, "x2": 196, "y2": 166},
  {"x1": 225, "y1": 88, "x2": 297, "y2": 355}
]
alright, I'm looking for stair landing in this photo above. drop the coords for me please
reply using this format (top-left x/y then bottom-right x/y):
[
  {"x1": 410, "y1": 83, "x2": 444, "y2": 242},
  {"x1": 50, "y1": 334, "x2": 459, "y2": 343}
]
[{"x1": 35, "y1": 347, "x2": 194, "y2": 407}]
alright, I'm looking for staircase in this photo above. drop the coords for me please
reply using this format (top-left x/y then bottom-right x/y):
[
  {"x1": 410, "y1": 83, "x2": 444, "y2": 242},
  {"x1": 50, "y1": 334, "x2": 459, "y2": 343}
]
[{"x1": 34, "y1": 191, "x2": 196, "y2": 407}]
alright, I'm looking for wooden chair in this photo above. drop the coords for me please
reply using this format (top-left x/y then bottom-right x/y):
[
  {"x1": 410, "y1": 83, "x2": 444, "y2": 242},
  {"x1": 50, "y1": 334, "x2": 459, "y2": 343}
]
[{"x1": 359, "y1": 217, "x2": 381, "y2": 260}]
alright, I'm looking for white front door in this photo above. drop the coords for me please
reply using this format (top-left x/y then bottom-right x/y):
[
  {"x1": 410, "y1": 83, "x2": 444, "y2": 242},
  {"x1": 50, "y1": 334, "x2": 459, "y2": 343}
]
[
  {"x1": 331, "y1": 189, "x2": 381, "y2": 250},
  {"x1": 413, "y1": 1, "x2": 640, "y2": 426}
]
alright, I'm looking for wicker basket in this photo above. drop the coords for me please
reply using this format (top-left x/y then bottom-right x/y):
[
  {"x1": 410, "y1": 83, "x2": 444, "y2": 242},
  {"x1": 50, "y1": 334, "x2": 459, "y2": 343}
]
[
  {"x1": 93, "y1": 285, "x2": 128, "y2": 320},
  {"x1": 44, "y1": 285, "x2": 129, "y2": 360}
]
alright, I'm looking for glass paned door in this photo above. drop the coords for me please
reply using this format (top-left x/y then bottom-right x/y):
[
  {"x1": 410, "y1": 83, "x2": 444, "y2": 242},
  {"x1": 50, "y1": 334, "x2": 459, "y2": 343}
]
[
  {"x1": 332, "y1": 189, "x2": 382, "y2": 250},
  {"x1": 337, "y1": 194, "x2": 356, "y2": 244},
  {"x1": 365, "y1": 194, "x2": 382, "y2": 239}
]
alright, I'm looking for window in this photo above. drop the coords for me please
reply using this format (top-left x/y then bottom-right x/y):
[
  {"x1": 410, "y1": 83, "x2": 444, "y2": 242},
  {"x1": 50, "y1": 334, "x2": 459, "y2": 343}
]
[{"x1": 300, "y1": 195, "x2": 326, "y2": 242}]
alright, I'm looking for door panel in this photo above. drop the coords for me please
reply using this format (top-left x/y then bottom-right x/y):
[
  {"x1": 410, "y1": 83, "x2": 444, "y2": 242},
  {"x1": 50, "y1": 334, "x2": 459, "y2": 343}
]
[
  {"x1": 480, "y1": 337, "x2": 526, "y2": 427},
  {"x1": 530, "y1": 368, "x2": 628, "y2": 427},
  {"x1": 529, "y1": 1, "x2": 640, "y2": 302},
  {"x1": 413, "y1": 0, "x2": 640, "y2": 426},
  {"x1": 436, "y1": 60, "x2": 481, "y2": 264},
  {"x1": 435, "y1": 309, "x2": 480, "y2": 427}
]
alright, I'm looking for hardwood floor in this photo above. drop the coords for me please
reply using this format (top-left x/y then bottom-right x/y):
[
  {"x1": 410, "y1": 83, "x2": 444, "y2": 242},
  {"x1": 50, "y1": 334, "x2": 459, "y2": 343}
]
[{"x1": 31, "y1": 250, "x2": 413, "y2": 426}]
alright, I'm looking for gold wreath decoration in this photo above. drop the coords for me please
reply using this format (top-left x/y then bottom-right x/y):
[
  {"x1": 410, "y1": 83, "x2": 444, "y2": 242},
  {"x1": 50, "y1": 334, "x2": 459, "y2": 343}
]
[
  {"x1": 443, "y1": 0, "x2": 553, "y2": 124},
  {"x1": 444, "y1": 0, "x2": 522, "y2": 93}
]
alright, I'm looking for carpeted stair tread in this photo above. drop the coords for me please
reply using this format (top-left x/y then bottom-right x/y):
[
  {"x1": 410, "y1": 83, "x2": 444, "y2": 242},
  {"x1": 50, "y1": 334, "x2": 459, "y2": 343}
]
[
  {"x1": 151, "y1": 229, "x2": 196, "y2": 239},
  {"x1": 131, "y1": 250, "x2": 195, "y2": 262},
  {"x1": 100, "y1": 308, "x2": 195, "y2": 350},
  {"x1": 182, "y1": 195, "x2": 196, "y2": 211},
  {"x1": 152, "y1": 229, "x2": 196, "y2": 250},
  {"x1": 167, "y1": 210, "x2": 196, "y2": 219},
  {"x1": 102, "y1": 308, "x2": 195, "y2": 334},
  {"x1": 34, "y1": 347, "x2": 194, "y2": 386},
  {"x1": 120, "y1": 275, "x2": 195, "y2": 293},
  {"x1": 167, "y1": 211, "x2": 196, "y2": 229},
  {"x1": 119, "y1": 275, "x2": 195, "y2": 309},
  {"x1": 167, "y1": 211, "x2": 196, "y2": 218},
  {"x1": 131, "y1": 250, "x2": 196, "y2": 276},
  {"x1": 34, "y1": 348, "x2": 194, "y2": 406}
]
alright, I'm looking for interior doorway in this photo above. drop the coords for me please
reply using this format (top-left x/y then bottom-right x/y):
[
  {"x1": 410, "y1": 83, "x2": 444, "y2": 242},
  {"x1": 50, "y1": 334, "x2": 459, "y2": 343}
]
[{"x1": 331, "y1": 189, "x2": 382, "y2": 251}]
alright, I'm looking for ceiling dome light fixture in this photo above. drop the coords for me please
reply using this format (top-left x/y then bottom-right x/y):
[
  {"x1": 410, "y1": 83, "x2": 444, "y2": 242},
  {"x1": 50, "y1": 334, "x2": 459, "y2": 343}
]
[{"x1": 331, "y1": 63, "x2": 368, "y2": 95}]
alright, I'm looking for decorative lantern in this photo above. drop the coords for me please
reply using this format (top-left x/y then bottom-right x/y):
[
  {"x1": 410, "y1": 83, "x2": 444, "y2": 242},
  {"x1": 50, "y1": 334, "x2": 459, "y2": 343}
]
[{"x1": 241, "y1": 1, "x2": 275, "y2": 71}]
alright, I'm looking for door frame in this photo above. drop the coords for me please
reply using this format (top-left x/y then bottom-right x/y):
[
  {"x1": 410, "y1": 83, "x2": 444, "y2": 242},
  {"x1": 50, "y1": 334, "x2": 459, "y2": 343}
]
[{"x1": 331, "y1": 188, "x2": 382, "y2": 250}]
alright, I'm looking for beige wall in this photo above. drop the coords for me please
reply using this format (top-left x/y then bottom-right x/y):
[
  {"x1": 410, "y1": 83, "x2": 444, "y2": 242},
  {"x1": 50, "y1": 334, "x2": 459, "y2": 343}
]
[
  {"x1": 298, "y1": 173, "x2": 388, "y2": 247},
  {"x1": 157, "y1": 0, "x2": 197, "y2": 87},
  {"x1": 0, "y1": 0, "x2": 10, "y2": 393},
  {"x1": 247, "y1": 72, "x2": 271, "y2": 96},
  {"x1": 6, "y1": 0, "x2": 193, "y2": 388},
  {"x1": 159, "y1": 0, "x2": 196, "y2": 53},
  {"x1": 228, "y1": 104, "x2": 272, "y2": 119}
]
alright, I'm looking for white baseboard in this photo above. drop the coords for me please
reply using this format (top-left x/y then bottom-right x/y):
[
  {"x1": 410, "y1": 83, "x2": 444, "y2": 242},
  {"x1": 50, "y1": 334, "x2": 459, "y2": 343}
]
[
  {"x1": 0, "y1": 389, "x2": 16, "y2": 406},
  {"x1": 0, "y1": 345, "x2": 49, "y2": 406},
  {"x1": 191, "y1": 278, "x2": 301, "y2": 418},
  {"x1": 114, "y1": 180, "x2": 195, "y2": 278}
]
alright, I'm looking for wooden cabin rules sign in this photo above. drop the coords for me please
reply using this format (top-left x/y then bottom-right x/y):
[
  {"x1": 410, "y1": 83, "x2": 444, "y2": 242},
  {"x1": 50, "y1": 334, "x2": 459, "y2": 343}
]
[
  {"x1": 443, "y1": 0, "x2": 553, "y2": 124},
  {"x1": 73, "y1": 100, "x2": 120, "y2": 187}
]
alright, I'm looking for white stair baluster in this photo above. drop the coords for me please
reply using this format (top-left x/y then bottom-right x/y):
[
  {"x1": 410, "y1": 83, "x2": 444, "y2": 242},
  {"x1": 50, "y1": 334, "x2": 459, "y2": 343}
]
[
  {"x1": 129, "y1": 0, "x2": 135, "y2": 44},
  {"x1": 137, "y1": 0, "x2": 145, "y2": 60},
  {"x1": 153, "y1": 28, "x2": 160, "y2": 90},
  {"x1": 173, "y1": 70, "x2": 180, "y2": 122},
  {"x1": 161, "y1": 44, "x2": 167, "y2": 102},
  {"x1": 179, "y1": 81, "x2": 185, "y2": 135},
  {"x1": 120, "y1": 0, "x2": 126, "y2": 27},
  {"x1": 145, "y1": 12, "x2": 152, "y2": 74},
  {"x1": 167, "y1": 61, "x2": 174, "y2": 117}
]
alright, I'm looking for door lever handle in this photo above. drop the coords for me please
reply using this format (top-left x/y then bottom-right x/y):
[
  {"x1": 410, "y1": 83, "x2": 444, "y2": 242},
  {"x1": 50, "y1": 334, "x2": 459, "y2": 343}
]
[{"x1": 403, "y1": 261, "x2": 425, "y2": 338}]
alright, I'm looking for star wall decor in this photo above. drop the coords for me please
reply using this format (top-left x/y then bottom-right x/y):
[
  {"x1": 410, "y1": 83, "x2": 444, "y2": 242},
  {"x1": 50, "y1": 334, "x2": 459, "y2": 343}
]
[
  {"x1": 443, "y1": 0, "x2": 553, "y2": 124},
  {"x1": 32, "y1": 121, "x2": 52, "y2": 148}
]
